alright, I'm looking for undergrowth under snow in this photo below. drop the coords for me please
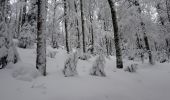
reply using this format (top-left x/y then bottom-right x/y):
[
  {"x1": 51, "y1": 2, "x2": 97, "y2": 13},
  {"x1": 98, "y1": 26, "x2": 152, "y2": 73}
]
[{"x1": 0, "y1": 47, "x2": 170, "y2": 100}]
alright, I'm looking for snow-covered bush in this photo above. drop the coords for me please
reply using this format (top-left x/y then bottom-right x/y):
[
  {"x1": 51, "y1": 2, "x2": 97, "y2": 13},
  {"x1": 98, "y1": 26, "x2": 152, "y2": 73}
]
[
  {"x1": 47, "y1": 51, "x2": 57, "y2": 58},
  {"x1": 124, "y1": 63, "x2": 138, "y2": 73},
  {"x1": 90, "y1": 55, "x2": 106, "y2": 77},
  {"x1": 63, "y1": 52, "x2": 79, "y2": 77},
  {"x1": 18, "y1": 23, "x2": 34, "y2": 48},
  {"x1": 79, "y1": 53, "x2": 91, "y2": 60}
]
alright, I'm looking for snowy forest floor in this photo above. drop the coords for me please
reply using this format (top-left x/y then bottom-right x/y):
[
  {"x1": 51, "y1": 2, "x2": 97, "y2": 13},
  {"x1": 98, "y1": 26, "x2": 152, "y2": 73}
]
[{"x1": 0, "y1": 46, "x2": 170, "y2": 100}]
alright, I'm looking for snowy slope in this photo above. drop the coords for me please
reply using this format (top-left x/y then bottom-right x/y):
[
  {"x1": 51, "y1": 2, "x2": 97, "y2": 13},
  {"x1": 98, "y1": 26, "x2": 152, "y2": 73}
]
[{"x1": 0, "y1": 47, "x2": 170, "y2": 100}]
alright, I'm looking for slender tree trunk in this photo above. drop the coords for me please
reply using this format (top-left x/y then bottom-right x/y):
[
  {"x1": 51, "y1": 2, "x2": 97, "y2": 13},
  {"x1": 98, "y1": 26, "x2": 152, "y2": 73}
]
[
  {"x1": 36, "y1": 0, "x2": 47, "y2": 76},
  {"x1": 51, "y1": 0, "x2": 58, "y2": 48},
  {"x1": 166, "y1": 0, "x2": 170, "y2": 22},
  {"x1": 143, "y1": 31, "x2": 153, "y2": 64},
  {"x1": 74, "y1": 0, "x2": 80, "y2": 48},
  {"x1": 63, "y1": 0, "x2": 69, "y2": 53},
  {"x1": 89, "y1": 11, "x2": 94, "y2": 54},
  {"x1": 20, "y1": 0, "x2": 27, "y2": 27},
  {"x1": 80, "y1": 0, "x2": 86, "y2": 53},
  {"x1": 108, "y1": 0, "x2": 123, "y2": 69}
]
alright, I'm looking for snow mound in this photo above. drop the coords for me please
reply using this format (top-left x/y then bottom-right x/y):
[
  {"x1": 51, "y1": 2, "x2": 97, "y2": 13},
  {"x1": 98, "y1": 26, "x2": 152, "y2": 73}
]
[{"x1": 12, "y1": 62, "x2": 41, "y2": 82}]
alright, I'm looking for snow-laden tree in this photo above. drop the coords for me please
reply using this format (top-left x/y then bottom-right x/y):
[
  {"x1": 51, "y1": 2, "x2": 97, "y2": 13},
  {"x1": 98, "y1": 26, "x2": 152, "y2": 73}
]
[
  {"x1": 90, "y1": 54, "x2": 106, "y2": 77},
  {"x1": 63, "y1": 51, "x2": 78, "y2": 77},
  {"x1": 18, "y1": 22, "x2": 34, "y2": 48},
  {"x1": 0, "y1": 0, "x2": 20, "y2": 69}
]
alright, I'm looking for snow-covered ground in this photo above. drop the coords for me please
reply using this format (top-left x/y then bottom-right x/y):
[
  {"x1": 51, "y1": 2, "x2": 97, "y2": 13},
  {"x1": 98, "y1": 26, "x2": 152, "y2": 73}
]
[{"x1": 0, "y1": 47, "x2": 170, "y2": 100}]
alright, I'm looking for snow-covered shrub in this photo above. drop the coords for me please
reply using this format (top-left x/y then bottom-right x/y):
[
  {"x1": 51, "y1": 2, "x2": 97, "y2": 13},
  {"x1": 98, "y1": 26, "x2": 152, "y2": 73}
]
[
  {"x1": 12, "y1": 62, "x2": 41, "y2": 82},
  {"x1": 160, "y1": 59, "x2": 167, "y2": 63},
  {"x1": 63, "y1": 52, "x2": 79, "y2": 77},
  {"x1": 79, "y1": 53, "x2": 91, "y2": 60},
  {"x1": 18, "y1": 23, "x2": 34, "y2": 48},
  {"x1": 90, "y1": 55, "x2": 106, "y2": 77},
  {"x1": 124, "y1": 63, "x2": 138, "y2": 73},
  {"x1": 47, "y1": 51, "x2": 57, "y2": 58}
]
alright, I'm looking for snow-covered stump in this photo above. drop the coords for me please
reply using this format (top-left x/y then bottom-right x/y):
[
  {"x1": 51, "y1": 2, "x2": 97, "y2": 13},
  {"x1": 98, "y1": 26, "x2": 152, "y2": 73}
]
[
  {"x1": 90, "y1": 55, "x2": 106, "y2": 77},
  {"x1": 63, "y1": 52, "x2": 79, "y2": 77},
  {"x1": 124, "y1": 63, "x2": 138, "y2": 73}
]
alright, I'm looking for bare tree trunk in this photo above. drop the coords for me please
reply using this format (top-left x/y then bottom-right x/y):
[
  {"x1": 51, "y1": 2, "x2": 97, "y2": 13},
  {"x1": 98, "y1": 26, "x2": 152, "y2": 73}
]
[
  {"x1": 22, "y1": 0, "x2": 27, "y2": 26},
  {"x1": 89, "y1": 0, "x2": 94, "y2": 54},
  {"x1": 80, "y1": 0, "x2": 86, "y2": 53},
  {"x1": 63, "y1": 0, "x2": 70, "y2": 53},
  {"x1": 143, "y1": 31, "x2": 153, "y2": 64},
  {"x1": 51, "y1": 0, "x2": 58, "y2": 48},
  {"x1": 74, "y1": 0, "x2": 80, "y2": 49},
  {"x1": 166, "y1": 0, "x2": 170, "y2": 22},
  {"x1": 36, "y1": 0, "x2": 47, "y2": 76},
  {"x1": 108, "y1": 0, "x2": 123, "y2": 69},
  {"x1": 136, "y1": 33, "x2": 144, "y2": 63}
]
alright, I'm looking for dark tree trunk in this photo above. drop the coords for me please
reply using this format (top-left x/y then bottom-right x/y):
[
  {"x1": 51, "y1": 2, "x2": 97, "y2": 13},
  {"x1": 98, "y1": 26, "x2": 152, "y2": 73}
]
[
  {"x1": 89, "y1": 4, "x2": 94, "y2": 54},
  {"x1": 143, "y1": 32, "x2": 153, "y2": 64},
  {"x1": 36, "y1": 0, "x2": 47, "y2": 76},
  {"x1": 166, "y1": 0, "x2": 170, "y2": 22},
  {"x1": 74, "y1": 0, "x2": 80, "y2": 49},
  {"x1": 64, "y1": 0, "x2": 70, "y2": 53},
  {"x1": 136, "y1": 33, "x2": 144, "y2": 63},
  {"x1": 108, "y1": 0, "x2": 123, "y2": 69},
  {"x1": 80, "y1": 0, "x2": 86, "y2": 53},
  {"x1": 21, "y1": 0, "x2": 27, "y2": 26}
]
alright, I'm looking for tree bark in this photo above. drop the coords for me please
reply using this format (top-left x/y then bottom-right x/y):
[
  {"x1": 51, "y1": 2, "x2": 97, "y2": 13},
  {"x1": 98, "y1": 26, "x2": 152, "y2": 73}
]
[
  {"x1": 74, "y1": 0, "x2": 80, "y2": 49},
  {"x1": 80, "y1": 0, "x2": 86, "y2": 53},
  {"x1": 166, "y1": 0, "x2": 170, "y2": 22},
  {"x1": 63, "y1": 0, "x2": 70, "y2": 53},
  {"x1": 108, "y1": 0, "x2": 123, "y2": 69},
  {"x1": 36, "y1": 0, "x2": 47, "y2": 76}
]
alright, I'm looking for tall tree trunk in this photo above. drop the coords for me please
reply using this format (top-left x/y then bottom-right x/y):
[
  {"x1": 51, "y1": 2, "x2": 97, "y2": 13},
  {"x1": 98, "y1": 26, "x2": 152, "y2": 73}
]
[
  {"x1": 89, "y1": 0, "x2": 94, "y2": 54},
  {"x1": 80, "y1": 0, "x2": 86, "y2": 53},
  {"x1": 63, "y1": 0, "x2": 70, "y2": 53},
  {"x1": 51, "y1": 0, "x2": 58, "y2": 48},
  {"x1": 166, "y1": 0, "x2": 170, "y2": 22},
  {"x1": 143, "y1": 31, "x2": 153, "y2": 64},
  {"x1": 108, "y1": 0, "x2": 123, "y2": 69},
  {"x1": 136, "y1": 33, "x2": 144, "y2": 63},
  {"x1": 74, "y1": 0, "x2": 80, "y2": 49},
  {"x1": 36, "y1": 0, "x2": 47, "y2": 76},
  {"x1": 22, "y1": 0, "x2": 27, "y2": 26}
]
